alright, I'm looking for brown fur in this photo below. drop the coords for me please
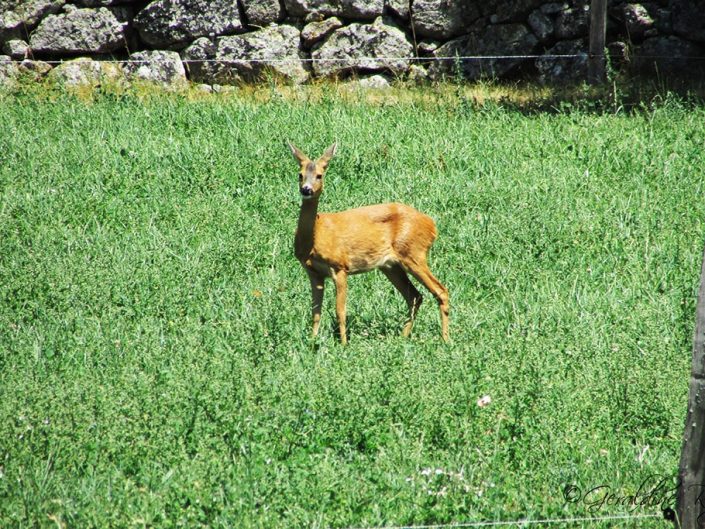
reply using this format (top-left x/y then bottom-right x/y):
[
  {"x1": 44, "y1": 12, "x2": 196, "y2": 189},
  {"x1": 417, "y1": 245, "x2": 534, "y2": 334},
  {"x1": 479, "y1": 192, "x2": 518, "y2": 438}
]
[{"x1": 289, "y1": 142, "x2": 449, "y2": 344}]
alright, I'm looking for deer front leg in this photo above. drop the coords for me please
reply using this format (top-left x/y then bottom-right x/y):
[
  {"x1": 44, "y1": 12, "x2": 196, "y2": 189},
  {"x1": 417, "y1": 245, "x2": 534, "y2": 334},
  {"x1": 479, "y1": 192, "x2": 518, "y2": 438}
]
[
  {"x1": 308, "y1": 271, "x2": 325, "y2": 338},
  {"x1": 332, "y1": 269, "x2": 348, "y2": 345}
]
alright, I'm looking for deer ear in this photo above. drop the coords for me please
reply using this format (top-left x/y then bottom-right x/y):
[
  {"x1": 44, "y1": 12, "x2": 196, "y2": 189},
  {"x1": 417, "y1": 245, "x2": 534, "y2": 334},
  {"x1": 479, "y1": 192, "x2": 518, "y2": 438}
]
[
  {"x1": 318, "y1": 142, "x2": 338, "y2": 168},
  {"x1": 287, "y1": 141, "x2": 308, "y2": 163}
]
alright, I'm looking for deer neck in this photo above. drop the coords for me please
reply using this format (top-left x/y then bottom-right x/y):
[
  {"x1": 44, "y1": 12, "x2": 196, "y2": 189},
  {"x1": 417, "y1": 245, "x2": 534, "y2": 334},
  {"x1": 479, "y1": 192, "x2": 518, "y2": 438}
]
[{"x1": 296, "y1": 198, "x2": 319, "y2": 257}]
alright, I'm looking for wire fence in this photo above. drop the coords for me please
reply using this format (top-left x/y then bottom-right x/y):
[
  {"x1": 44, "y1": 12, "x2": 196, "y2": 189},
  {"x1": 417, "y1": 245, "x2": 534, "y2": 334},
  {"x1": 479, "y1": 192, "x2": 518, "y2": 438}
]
[{"x1": 1, "y1": 53, "x2": 704, "y2": 66}]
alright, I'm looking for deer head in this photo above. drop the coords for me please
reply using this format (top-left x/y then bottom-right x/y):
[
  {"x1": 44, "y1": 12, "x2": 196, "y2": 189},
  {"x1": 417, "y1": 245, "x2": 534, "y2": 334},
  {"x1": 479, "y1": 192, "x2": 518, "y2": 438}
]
[{"x1": 288, "y1": 142, "x2": 337, "y2": 200}]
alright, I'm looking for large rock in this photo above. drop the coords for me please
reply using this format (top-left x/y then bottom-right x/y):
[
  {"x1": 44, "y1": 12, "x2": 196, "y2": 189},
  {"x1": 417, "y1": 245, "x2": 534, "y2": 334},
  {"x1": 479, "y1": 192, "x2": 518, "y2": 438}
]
[
  {"x1": 540, "y1": 2, "x2": 569, "y2": 15},
  {"x1": 0, "y1": 56, "x2": 47, "y2": 86},
  {"x1": 528, "y1": 9, "x2": 553, "y2": 41},
  {"x1": 430, "y1": 23, "x2": 538, "y2": 81},
  {"x1": 607, "y1": 40, "x2": 629, "y2": 68},
  {"x1": 340, "y1": 0, "x2": 384, "y2": 19},
  {"x1": 487, "y1": 0, "x2": 545, "y2": 23},
  {"x1": 282, "y1": 0, "x2": 384, "y2": 20},
  {"x1": 29, "y1": 7, "x2": 126, "y2": 54},
  {"x1": 0, "y1": 55, "x2": 19, "y2": 88},
  {"x1": 182, "y1": 37, "x2": 216, "y2": 83},
  {"x1": 75, "y1": 0, "x2": 140, "y2": 5},
  {"x1": 301, "y1": 17, "x2": 344, "y2": 48},
  {"x1": 619, "y1": 3, "x2": 654, "y2": 41},
  {"x1": 48, "y1": 57, "x2": 125, "y2": 86},
  {"x1": 124, "y1": 50, "x2": 187, "y2": 85},
  {"x1": 350, "y1": 74, "x2": 391, "y2": 89},
  {"x1": 407, "y1": 63, "x2": 429, "y2": 83},
  {"x1": 417, "y1": 39, "x2": 441, "y2": 56},
  {"x1": 134, "y1": 0, "x2": 244, "y2": 47},
  {"x1": 216, "y1": 24, "x2": 309, "y2": 83},
  {"x1": 554, "y1": 5, "x2": 590, "y2": 39},
  {"x1": 536, "y1": 39, "x2": 587, "y2": 83},
  {"x1": 0, "y1": 0, "x2": 65, "y2": 44},
  {"x1": 18, "y1": 59, "x2": 52, "y2": 79},
  {"x1": 411, "y1": 0, "x2": 482, "y2": 39},
  {"x1": 633, "y1": 36, "x2": 705, "y2": 75},
  {"x1": 3, "y1": 39, "x2": 29, "y2": 59},
  {"x1": 653, "y1": 7, "x2": 672, "y2": 35},
  {"x1": 385, "y1": 0, "x2": 409, "y2": 20},
  {"x1": 672, "y1": 0, "x2": 705, "y2": 44},
  {"x1": 242, "y1": 0, "x2": 285, "y2": 26},
  {"x1": 312, "y1": 17, "x2": 413, "y2": 78}
]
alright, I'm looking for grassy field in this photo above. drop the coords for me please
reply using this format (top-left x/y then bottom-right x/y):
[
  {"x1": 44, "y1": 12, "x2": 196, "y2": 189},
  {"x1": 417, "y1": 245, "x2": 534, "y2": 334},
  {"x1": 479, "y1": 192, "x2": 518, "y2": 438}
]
[{"x1": 1, "y1": 84, "x2": 704, "y2": 528}]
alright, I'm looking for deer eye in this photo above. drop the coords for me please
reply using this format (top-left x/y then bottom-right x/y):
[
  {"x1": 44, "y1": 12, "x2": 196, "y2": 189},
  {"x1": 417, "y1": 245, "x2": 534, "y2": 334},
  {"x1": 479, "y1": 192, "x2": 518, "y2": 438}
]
[
  {"x1": 316, "y1": 174, "x2": 322, "y2": 180},
  {"x1": 299, "y1": 173, "x2": 303, "y2": 180}
]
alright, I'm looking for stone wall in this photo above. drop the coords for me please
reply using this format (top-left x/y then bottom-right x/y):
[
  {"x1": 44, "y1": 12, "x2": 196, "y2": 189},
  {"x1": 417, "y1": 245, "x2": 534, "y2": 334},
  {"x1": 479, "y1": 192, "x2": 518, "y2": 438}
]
[{"x1": 1, "y1": 0, "x2": 704, "y2": 87}]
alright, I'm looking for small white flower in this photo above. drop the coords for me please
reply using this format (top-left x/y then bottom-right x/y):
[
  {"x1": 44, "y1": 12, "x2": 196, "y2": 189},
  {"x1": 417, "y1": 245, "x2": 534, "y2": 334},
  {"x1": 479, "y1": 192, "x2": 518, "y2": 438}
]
[
  {"x1": 637, "y1": 445, "x2": 649, "y2": 463},
  {"x1": 477, "y1": 395, "x2": 492, "y2": 408}
]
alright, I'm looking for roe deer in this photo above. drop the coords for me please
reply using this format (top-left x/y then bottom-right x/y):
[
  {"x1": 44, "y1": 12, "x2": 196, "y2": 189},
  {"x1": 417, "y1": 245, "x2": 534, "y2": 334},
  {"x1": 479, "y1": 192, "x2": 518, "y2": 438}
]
[{"x1": 288, "y1": 142, "x2": 449, "y2": 344}]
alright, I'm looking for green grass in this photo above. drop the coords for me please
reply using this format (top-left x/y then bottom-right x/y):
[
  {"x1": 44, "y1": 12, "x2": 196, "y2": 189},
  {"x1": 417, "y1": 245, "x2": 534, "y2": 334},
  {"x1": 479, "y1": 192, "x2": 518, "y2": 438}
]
[{"x1": 1, "y1": 85, "x2": 704, "y2": 528}]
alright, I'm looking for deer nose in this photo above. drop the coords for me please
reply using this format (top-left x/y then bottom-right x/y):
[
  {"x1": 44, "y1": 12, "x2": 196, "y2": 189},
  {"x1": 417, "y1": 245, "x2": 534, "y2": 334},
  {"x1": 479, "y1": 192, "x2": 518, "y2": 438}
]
[{"x1": 301, "y1": 186, "x2": 314, "y2": 197}]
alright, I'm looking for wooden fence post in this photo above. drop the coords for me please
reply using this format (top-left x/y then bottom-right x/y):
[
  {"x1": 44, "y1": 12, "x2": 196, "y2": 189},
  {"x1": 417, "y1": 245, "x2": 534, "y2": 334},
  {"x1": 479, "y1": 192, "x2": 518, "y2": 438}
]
[
  {"x1": 588, "y1": 0, "x2": 608, "y2": 84},
  {"x1": 676, "y1": 243, "x2": 705, "y2": 529}
]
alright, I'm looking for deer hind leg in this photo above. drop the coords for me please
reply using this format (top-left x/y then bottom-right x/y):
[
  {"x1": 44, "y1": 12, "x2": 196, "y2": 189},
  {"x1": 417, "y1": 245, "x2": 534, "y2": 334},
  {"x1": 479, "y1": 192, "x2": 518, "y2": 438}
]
[
  {"x1": 403, "y1": 258, "x2": 449, "y2": 342},
  {"x1": 331, "y1": 269, "x2": 348, "y2": 345},
  {"x1": 381, "y1": 264, "x2": 423, "y2": 337}
]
